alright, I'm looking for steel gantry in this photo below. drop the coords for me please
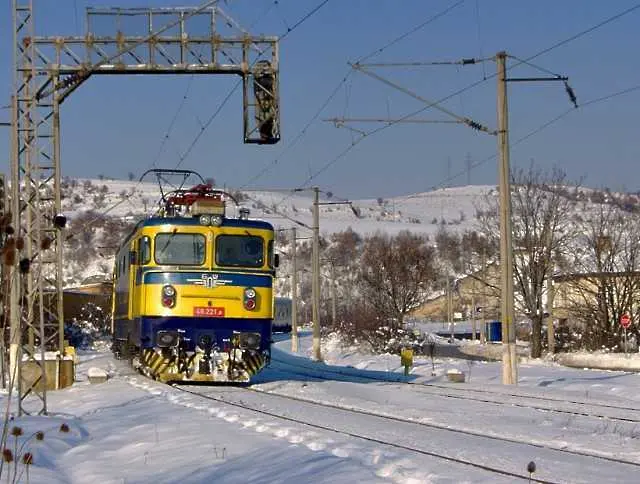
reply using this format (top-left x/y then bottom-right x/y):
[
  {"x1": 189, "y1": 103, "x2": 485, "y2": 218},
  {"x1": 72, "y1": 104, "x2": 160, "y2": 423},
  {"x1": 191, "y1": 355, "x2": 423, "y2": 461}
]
[{"x1": 10, "y1": 0, "x2": 280, "y2": 415}]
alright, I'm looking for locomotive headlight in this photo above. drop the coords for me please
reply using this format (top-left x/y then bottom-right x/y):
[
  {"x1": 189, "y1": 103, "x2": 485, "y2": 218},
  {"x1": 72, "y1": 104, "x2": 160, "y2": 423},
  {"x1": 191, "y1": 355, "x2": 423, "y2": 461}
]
[
  {"x1": 239, "y1": 332, "x2": 261, "y2": 349},
  {"x1": 161, "y1": 285, "x2": 177, "y2": 308},
  {"x1": 157, "y1": 330, "x2": 179, "y2": 348},
  {"x1": 199, "y1": 214, "x2": 211, "y2": 225},
  {"x1": 210, "y1": 215, "x2": 223, "y2": 226},
  {"x1": 243, "y1": 287, "x2": 257, "y2": 310}
]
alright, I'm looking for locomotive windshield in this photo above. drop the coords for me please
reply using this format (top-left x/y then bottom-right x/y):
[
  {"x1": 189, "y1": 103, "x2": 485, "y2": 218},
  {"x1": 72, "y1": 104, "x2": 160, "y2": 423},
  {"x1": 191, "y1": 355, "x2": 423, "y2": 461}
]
[
  {"x1": 155, "y1": 233, "x2": 205, "y2": 265},
  {"x1": 216, "y1": 235, "x2": 264, "y2": 268}
]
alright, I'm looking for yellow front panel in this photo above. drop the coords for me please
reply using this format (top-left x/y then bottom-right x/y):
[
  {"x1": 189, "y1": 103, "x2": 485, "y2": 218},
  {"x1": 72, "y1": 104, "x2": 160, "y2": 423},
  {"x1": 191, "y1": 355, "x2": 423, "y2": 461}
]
[
  {"x1": 141, "y1": 281, "x2": 273, "y2": 319},
  {"x1": 128, "y1": 223, "x2": 276, "y2": 320}
]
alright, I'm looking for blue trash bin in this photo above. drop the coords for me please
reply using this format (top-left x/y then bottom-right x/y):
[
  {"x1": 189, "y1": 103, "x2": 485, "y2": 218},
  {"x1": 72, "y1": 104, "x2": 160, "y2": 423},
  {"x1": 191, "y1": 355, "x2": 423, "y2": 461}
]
[{"x1": 486, "y1": 321, "x2": 502, "y2": 342}]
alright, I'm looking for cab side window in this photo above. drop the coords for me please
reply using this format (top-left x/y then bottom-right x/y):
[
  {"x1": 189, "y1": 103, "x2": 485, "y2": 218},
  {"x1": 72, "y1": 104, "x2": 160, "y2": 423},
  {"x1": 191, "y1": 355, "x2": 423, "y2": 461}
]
[{"x1": 139, "y1": 236, "x2": 151, "y2": 265}]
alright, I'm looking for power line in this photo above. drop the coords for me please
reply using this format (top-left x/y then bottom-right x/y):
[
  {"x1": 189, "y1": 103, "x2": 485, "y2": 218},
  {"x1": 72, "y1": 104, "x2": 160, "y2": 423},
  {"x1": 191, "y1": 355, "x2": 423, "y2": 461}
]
[
  {"x1": 273, "y1": 0, "x2": 291, "y2": 31},
  {"x1": 151, "y1": 75, "x2": 196, "y2": 170},
  {"x1": 394, "y1": 82, "x2": 640, "y2": 206},
  {"x1": 280, "y1": 0, "x2": 331, "y2": 40},
  {"x1": 241, "y1": 191, "x2": 313, "y2": 231},
  {"x1": 277, "y1": 80, "x2": 639, "y2": 218},
  {"x1": 175, "y1": 79, "x2": 242, "y2": 169},
  {"x1": 474, "y1": 0, "x2": 487, "y2": 80},
  {"x1": 521, "y1": 3, "x2": 640, "y2": 66},
  {"x1": 310, "y1": 4, "x2": 640, "y2": 194},
  {"x1": 506, "y1": 55, "x2": 564, "y2": 79},
  {"x1": 240, "y1": 1, "x2": 468, "y2": 192},
  {"x1": 356, "y1": 0, "x2": 467, "y2": 64},
  {"x1": 250, "y1": 1, "x2": 279, "y2": 29}
]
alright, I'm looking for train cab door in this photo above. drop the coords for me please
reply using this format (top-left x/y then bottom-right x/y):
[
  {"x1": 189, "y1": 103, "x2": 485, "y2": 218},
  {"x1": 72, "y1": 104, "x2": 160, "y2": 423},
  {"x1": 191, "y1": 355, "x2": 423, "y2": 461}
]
[
  {"x1": 131, "y1": 236, "x2": 150, "y2": 317},
  {"x1": 126, "y1": 239, "x2": 137, "y2": 320}
]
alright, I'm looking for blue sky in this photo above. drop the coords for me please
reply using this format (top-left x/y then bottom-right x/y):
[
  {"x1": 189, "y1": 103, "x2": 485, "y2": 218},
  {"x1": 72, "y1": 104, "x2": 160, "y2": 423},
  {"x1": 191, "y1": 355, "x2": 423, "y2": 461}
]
[{"x1": 0, "y1": 0, "x2": 639, "y2": 199}]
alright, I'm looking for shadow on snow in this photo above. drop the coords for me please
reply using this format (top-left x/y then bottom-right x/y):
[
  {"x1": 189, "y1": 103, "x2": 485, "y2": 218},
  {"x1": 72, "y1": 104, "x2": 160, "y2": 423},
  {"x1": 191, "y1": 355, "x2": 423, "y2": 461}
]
[{"x1": 251, "y1": 345, "x2": 420, "y2": 385}]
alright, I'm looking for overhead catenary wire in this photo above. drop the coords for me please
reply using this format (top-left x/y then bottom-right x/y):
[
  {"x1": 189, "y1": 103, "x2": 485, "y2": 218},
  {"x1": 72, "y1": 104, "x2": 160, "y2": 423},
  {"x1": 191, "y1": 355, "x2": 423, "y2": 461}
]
[
  {"x1": 242, "y1": 0, "x2": 469, "y2": 196},
  {"x1": 474, "y1": 0, "x2": 487, "y2": 80},
  {"x1": 174, "y1": 78, "x2": 242, "y2": 170},
  {"x1": 249, "y1": 1, "x2": 279, "y2": 29},
  {"x1": 356, "y1": 0, "x2": 467, "y2": 64},
  {"x1": 506, "y1": 55, "x2": 565, "y2": 79},
  {"x1": 280, "y1": 0, "x2": 331, "y2": 40},
  {"x1": 290, "y1": 79, "x2": 640, "y2": 215},
  {"x1": 393, "y1": 82, "x2": 640, "y2": 207},
  {"x1": 150, "y1": 73, "x2": 197, "y2": 170},
  {"x1": 303, "y1": 3, "x2": 640, "y2": 196}
]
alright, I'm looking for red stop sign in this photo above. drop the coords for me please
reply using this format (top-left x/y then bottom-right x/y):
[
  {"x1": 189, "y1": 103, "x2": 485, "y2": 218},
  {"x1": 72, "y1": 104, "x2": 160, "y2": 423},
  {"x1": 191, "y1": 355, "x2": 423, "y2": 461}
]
[{"x1": 621, "y1": 314, "x2": 631, "y2": 328}]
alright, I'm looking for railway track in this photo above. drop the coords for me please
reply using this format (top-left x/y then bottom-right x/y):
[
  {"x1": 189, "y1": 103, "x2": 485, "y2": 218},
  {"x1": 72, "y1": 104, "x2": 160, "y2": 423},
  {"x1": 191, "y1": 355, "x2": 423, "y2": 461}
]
[
  {"x1": 170, "y1": 380, "x2": 640, "y2": 484},
  {"x1": 172, "y1": 383, "x2": 558, "y2": 483},
  {"x1": 269, "y1": 354, "x2": 640, "y2": 424}
]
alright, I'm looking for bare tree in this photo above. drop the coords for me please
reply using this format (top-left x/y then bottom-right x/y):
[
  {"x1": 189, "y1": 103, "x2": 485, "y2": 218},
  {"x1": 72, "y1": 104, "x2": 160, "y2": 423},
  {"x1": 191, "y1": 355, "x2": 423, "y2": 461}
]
[
  {"x1": 562, "y1": 203, "x2": 640, "y2": 350},
  {"x1": 435, "y1": 227, "x2": 463, "y2": 274},
  {"x1": 477, "y1": 164, "x2": 579, "y2": 357},
  {"x1": 326, "y1": 228, "x2": 362, "y2": 313},
  {"x1": 359, "y1": 230, "x2": 440, "y2": 327}
]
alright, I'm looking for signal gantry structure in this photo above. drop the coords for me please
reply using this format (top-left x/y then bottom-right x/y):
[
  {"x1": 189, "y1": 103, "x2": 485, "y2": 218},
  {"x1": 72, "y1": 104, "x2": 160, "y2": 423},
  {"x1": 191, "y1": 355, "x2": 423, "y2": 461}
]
[{"x1": 8, "y1": 0, "x2": 281, "y2": 416}]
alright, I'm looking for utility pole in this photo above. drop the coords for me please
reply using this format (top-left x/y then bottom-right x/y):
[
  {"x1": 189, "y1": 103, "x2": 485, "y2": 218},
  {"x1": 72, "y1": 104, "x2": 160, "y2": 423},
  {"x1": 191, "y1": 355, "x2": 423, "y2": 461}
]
[
  {"x1": 309, "y1": 191, "x2": 357, "y2": 360},
  {"x1": 312, "y1": 187, "x2": 321, "y2": 361},
  {"x1": 480, "y1": 245, "x2": 486, "y2": 343},
  {"x1": 330, "y1": 261, "x2": 337, "y2": 326},
  {"x1": 547, "y1": 272, "x2": 555, "y2": 355},
  {"x1": 0, "y1": 172, "x2": 6, "y2": 389},
  {"x1": 496, "y1": 51, "x2": 517, "y2": 385},
  {"x1": 447, "y1": 276, "x2": 454, "y2": 342},
  {"x1": 291, "y1": 227, "x2": 298, "y2": 353},
  {"x1": 471, "y1": 271, "x2": 476, "y2": 341},
  {"x1": 494, "y1": 50, "x2": 575, "y2": 382},
  {"x1": 334, "y1": 52, "x2": 574, "y2": 385}
]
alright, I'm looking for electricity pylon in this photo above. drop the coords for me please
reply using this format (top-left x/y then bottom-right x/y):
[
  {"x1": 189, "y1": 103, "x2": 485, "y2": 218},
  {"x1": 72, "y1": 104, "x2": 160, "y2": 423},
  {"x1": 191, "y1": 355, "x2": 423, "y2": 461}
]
[{"x1": 10, "y1": 1, "x2": 281, "y2": 415}]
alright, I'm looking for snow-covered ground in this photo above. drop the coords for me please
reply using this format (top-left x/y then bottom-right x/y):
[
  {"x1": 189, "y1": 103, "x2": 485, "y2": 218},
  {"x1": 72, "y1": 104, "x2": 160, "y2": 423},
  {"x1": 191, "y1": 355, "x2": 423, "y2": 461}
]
[{"x1": 2, "y1": 332, "x2": 640, "y2": 483}]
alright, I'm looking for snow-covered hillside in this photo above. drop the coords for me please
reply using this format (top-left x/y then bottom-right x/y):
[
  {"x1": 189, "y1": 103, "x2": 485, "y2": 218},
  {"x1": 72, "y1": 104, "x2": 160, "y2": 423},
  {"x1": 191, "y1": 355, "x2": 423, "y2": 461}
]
[
  {"x1": 62, "y1": 177, "x2": 492, "y2": 237},
  {"x1": 59, "y1": 177, "x2": 495, "y2": 285}
]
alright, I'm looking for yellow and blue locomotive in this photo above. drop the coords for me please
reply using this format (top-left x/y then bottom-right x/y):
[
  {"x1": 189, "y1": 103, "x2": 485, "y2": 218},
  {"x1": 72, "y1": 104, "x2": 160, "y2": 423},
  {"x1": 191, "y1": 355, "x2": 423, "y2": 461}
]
[{"x1": 111, "y1": 170, "x2": 279, "y2": 383}]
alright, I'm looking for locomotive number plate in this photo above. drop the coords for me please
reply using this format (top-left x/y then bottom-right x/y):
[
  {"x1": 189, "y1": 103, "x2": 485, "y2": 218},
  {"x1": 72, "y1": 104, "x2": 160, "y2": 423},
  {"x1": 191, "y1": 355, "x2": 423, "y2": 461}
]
[{"x1": 194, "y1": 306, "x2": 225, "y2": 317}]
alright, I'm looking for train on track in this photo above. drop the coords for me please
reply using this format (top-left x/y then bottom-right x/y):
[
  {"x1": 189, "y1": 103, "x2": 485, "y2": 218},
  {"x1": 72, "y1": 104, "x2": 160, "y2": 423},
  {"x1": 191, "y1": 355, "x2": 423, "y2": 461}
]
[
  {"x1": 272, "y1": 297, "x2": 292, "y2": 333},
  {"x1": 111, "y1": 169, "x2": 279, "y2": 383}
]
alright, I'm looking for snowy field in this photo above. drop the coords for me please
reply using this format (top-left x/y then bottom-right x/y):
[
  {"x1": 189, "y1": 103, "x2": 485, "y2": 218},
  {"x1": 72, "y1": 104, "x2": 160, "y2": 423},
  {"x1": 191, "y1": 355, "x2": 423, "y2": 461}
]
[{"x1": 1, "y1": 333, "x2": 640, "y2": 483}]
